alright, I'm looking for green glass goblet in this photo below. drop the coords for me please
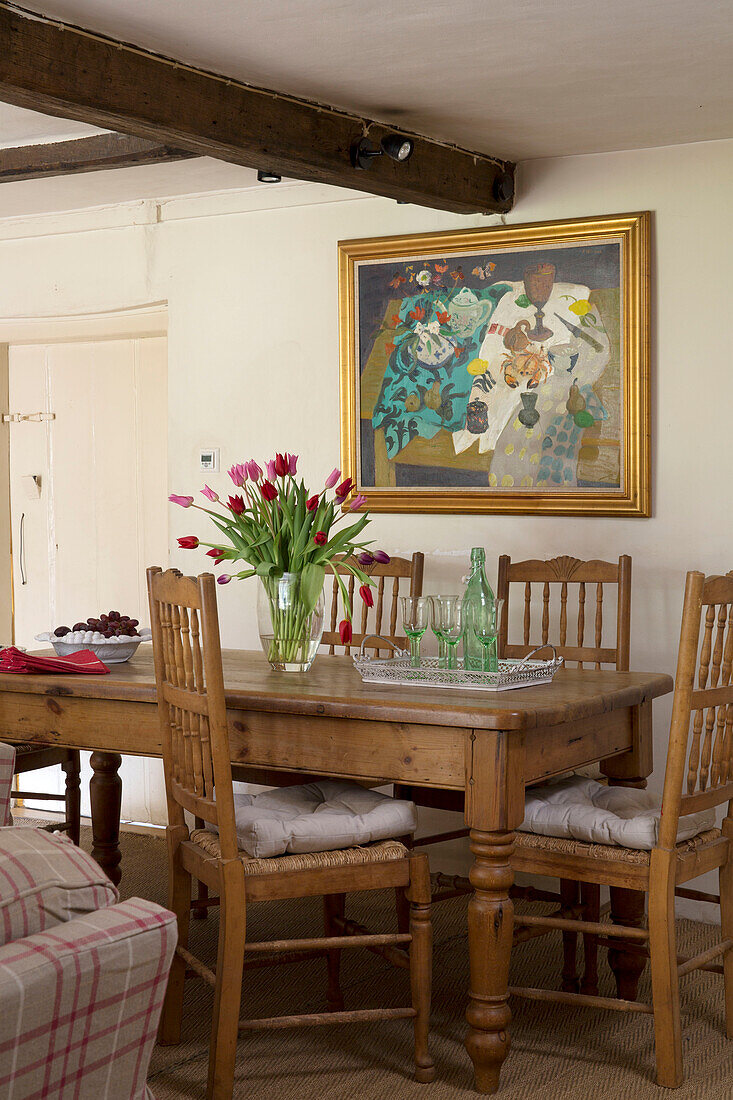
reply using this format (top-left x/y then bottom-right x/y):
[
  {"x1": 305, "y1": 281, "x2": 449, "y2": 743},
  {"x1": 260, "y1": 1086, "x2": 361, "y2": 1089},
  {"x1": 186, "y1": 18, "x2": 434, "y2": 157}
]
[
  {"x1": 470, "y1": 599, "x2": 504, "y2": 673},
  {"x1": 429, "y1": 594, "x2": 458, "y2": 668},
  {"x1": 431, "y1": 595, "x2": 465, "y2": 670},
  {"x1": 401, "y1": 596, "x2": 430, "y2": 669}
]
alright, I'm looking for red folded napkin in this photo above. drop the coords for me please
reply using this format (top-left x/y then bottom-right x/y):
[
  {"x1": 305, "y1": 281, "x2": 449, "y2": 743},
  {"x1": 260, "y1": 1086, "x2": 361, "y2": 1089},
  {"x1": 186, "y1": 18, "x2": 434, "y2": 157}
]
[{"x1": 0, "y1": 647, "x2": 109, "y2": 675}]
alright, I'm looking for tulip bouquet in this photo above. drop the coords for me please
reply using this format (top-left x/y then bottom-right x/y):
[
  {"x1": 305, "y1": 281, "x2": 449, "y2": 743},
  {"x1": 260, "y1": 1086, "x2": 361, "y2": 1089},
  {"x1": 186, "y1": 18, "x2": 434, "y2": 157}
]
[{"x1": 170, "y1": 453, "x2": 389, "y2": 671}]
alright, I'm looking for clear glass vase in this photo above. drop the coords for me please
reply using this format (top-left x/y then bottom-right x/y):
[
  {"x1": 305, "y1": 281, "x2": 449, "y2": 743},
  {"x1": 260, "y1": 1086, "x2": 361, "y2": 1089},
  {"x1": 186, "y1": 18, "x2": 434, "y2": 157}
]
[{"x1": 257, "y1": 571, "x2": 325, "y2": 672}]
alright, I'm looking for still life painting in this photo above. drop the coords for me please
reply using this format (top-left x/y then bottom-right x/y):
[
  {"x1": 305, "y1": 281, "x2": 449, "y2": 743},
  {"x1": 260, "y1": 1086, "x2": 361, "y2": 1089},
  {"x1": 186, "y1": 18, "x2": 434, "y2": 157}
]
[{"x1": 339, "y1": 212, "x2": 649, "y2": 516}]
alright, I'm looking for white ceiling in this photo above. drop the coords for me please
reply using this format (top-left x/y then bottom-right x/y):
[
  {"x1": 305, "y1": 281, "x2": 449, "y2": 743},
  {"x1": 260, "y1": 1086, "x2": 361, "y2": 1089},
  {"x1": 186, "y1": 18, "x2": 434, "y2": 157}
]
[
  {"x1": 7, "y1": 0, "x2": 733, "y2": 161},
  {"x1": 0, "y1": 102, "x2": 105, "y2": 149}
]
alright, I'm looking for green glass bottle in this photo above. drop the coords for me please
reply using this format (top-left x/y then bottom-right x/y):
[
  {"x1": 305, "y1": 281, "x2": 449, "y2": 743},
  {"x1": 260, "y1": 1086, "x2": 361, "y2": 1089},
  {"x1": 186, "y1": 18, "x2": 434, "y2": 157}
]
[{"x1": 461, "y1": 547, "x2": 496, "y2": 671}]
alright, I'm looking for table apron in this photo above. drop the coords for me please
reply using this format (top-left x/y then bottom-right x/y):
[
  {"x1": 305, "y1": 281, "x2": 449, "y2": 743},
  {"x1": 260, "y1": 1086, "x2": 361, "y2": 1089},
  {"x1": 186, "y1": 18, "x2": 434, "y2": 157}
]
[
  {"x1": 0, "y1": 693, "x2": 468, "y2": 789},
  {"x1": 525, "y1": 707, "x2": 635, "y2": 785}
]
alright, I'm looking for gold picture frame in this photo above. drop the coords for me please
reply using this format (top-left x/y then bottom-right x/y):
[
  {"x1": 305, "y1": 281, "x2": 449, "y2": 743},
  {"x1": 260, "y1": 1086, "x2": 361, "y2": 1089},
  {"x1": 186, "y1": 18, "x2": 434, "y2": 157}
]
[{"x1": 339, "y1": 211, "x2": 650, "y2": 516}]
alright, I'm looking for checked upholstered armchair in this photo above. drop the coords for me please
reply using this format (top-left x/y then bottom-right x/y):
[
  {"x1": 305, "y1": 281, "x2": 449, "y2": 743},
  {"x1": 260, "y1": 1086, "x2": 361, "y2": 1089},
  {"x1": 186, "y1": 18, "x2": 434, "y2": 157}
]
[{"x1": 0, "y1": 743, "x2": 177, "y2": 1100}]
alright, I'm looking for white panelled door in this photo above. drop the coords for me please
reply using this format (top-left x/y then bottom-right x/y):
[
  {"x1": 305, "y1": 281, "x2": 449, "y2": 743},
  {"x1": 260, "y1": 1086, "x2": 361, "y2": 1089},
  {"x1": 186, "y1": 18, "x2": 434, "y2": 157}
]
[{"x1": 9, "y1": 336, "x2": 168, "y2": 825}]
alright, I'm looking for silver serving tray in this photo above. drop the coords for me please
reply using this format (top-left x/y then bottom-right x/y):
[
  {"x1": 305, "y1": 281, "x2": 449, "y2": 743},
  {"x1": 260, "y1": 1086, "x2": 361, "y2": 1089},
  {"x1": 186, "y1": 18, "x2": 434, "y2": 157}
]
[{"x1": 353, "y1": 637, "x2": 563, "y2": 692}]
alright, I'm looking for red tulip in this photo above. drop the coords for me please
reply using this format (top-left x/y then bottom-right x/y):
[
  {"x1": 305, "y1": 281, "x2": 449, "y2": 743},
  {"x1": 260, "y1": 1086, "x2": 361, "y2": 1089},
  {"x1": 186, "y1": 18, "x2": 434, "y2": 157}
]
[
  {"x1": 339, "y1": 619, "x2": 352, "y2": 645},
  {"x1": 335, "y1": 477, "x2": 354, "y2": 501},
  {"x1": 314, "y1": 531, "x2": 327, "y2": 546},
  {"x1": 306, "y1": 495, "x2": 319, "y2": 511},
  {"x1": 228, "y1": 494, "x2": 246, "y2": 515},
  {"x1": 274, "y1": 452, "x2": 289, "y2": 477},
  {"x1": 359, "y1": 584, "x2": 374, "y2": 608},
  {"x1": 260, "y1": 480, "x2": 278, "y2": 502},
  {"x1": 177, "y1": 536, "x2": 199, "y2": 549},
  {"x1": 206, "y1": 547, "x2": 225, "y2": 563}
]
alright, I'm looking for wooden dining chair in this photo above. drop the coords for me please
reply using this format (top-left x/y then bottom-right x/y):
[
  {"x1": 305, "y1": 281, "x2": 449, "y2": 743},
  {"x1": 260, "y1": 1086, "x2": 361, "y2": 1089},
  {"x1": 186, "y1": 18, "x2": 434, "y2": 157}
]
[
  {"x1": 510, "y1": 569, "x2": 733, "y2": 1087},
  {"x1": 9, "y1": 744, "x2": 81, "y2": 844},
  {"x1": 147, "y1": 567, "x2": 434, "y2": 1099},
  {"x1": 399, "y1": 554, "x2": 632, "y2": 996},
  {"x1": 497, "y1": 553, "x2": 632, "y2": 994}
]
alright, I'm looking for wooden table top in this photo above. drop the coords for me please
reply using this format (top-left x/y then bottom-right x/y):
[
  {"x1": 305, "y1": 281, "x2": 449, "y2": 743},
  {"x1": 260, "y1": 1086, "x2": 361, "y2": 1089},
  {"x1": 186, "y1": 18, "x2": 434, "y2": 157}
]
[{"x1": 0, "y1": 649, "x2": 673, "y2": 731}]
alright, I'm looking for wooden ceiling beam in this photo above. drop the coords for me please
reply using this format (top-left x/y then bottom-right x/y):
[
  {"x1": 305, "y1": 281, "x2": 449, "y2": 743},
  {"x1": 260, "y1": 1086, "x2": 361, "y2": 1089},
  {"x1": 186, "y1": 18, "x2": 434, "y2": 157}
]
[
  {"x1": 0, "y1": 132, "x2": 196, "y2": 183},
  {"x1": 0, "y1": 3, "x2": 514, "y2": 214}
]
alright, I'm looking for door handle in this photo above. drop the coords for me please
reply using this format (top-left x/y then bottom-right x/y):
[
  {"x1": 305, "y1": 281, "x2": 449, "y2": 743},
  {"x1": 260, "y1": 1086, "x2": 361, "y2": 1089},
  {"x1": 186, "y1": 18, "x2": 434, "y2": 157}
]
[{"x1": 19, "y1": 512, "x2": 27, "y2": 585}]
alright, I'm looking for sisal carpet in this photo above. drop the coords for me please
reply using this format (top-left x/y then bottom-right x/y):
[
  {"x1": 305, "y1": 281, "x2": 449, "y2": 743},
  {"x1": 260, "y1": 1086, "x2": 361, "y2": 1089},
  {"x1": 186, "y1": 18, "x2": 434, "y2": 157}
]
[{"x1": 30, "y1": 821, "x2": 733, "y2": 1098}]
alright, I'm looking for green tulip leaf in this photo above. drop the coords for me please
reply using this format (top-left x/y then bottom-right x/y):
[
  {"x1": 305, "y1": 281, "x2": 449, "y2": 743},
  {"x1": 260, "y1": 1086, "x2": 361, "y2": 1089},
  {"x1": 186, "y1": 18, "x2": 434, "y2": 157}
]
[
  {"x1": 300, "y1": 562, "x2": 326, "y2": 613},
  {"x1": 255, "y1": 561, "x2": 280, "y2": 577}
]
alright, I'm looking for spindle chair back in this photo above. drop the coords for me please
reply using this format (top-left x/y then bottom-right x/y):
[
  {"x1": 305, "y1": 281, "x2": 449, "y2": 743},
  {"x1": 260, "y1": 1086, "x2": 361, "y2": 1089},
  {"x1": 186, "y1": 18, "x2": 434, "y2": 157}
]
[
  {"x1": 323, "y1": 552, "x2": 424, "y2": 655},
  {"x1": 496, "y1": 554, "x2": 631, "y2": 670},
  {"x1": 147, "y1": 567, "x2": 239, "y2": 862},
  {"x1": 659, "y1": 570, "x2": 733, "y2": 847}
]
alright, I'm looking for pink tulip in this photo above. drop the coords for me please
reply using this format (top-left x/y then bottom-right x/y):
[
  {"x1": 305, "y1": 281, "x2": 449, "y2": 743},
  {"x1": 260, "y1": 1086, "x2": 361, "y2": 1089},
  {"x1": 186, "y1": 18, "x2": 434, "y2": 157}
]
[
  {"x1": 228, "y1": 464, "x2": 247, "y2": 487},
  {"x1": 349, "y1": 493, "x2": 367, "y2": 511},
  {"x1": 288, "y1": 453, "x2": 298, "y2": 475},
  {"x1": 246, "y1": 460, "x2": 262, "y2": 482},
  {"x1": 217, "y1": 574, "x2": 232, "y2": 585},
  {"x1": 201, "y1": 485, "x2": 219, "y2": 502},
  {"x1": 324, "y1": 468, "x2": 341, "y2": 489},
  {"x1": 266, "y1": 459, "x2": 277, "y2": 481},
  {"x1": 169, "y1": 494, "x2": 194, "y2": 508}
]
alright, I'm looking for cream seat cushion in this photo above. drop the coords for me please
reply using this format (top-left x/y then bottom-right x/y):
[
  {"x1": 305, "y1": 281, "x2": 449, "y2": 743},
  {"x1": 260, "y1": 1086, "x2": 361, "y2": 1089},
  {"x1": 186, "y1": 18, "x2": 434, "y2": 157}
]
[
  {"x1": 218, "y1": 780, "x2": 417, "y2": 859},
  {"x1": 520, "y1": 775, "x2": 716, "y2": 851}
]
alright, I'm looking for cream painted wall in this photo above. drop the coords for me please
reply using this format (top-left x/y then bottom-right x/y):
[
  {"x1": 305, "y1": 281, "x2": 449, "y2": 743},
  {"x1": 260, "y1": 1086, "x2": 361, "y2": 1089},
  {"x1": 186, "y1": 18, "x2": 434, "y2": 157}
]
[{"x1": 0, "y1": 138, "x2": 731, "y2": 915}]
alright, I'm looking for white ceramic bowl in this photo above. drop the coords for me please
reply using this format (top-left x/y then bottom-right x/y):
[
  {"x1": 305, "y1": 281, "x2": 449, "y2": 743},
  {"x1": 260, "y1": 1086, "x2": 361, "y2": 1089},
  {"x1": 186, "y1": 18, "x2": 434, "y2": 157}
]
[{"x1": 35, "y1": 628, "x2": 152, "y2": 664}]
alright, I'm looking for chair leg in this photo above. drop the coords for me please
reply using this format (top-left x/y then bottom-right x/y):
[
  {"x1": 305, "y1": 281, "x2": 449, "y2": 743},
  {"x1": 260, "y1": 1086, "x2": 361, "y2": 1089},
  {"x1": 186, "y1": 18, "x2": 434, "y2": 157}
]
[
  {"x1": 207, "y1": 859, "x2": 247, "y2": 1100},
  {"x1": 323, "y1": 894, "x2": 345, "y2": 1011},
  {"x1": 580, "y1": 882, "x2": 601, "y2": 996},
  {"x1": 560, "y1": 878, "x2": 580, "y2": 993},
  {"x1": 395, "y1": 830, "x2": 414, "y2": 935},
  {"x1": 720, "y1": 817, "x2": 733, "y2": 1038},
  {"x1": 649, "y1": 849, "x2": 683, "y2": 1088},
  {"x1": 62, "y1": 752, "x2": 81, "y2": 846},
  {"x1": 409, "y1": 854, "x2": 435, "y2": 1084},
  {"x1": 192, "y1": 815, "x2": 209, "y2": 919},
  {"x1": 159, "y1": 827, "x2": 192, "y2": 1046}
]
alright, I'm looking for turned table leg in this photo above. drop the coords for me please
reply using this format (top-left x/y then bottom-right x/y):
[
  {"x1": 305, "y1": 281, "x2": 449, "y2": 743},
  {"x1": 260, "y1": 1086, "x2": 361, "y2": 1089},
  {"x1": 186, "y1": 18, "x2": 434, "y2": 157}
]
[
  {"x1": 466, "y1": 829, "x2": 515, "y2": 1093},
  {"x1": 90, "y1": 751, "x2": 122, "y2": 886}
]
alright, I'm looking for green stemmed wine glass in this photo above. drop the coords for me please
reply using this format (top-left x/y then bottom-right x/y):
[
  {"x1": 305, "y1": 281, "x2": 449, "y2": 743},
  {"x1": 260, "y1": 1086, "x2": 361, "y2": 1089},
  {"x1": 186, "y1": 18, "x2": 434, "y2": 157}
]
[
  {"x1": 428, "y1": 595, "x2": 458, "y2": 668},
  {"x1": 401, "y1": 596, "x2": 430, "y2": 669},
  {"x1": 431, "y1": 595, "x2": 465, "y2": 670},
  {"x1": 470, "y1": 599, "x2": 504, "y2": 673}
]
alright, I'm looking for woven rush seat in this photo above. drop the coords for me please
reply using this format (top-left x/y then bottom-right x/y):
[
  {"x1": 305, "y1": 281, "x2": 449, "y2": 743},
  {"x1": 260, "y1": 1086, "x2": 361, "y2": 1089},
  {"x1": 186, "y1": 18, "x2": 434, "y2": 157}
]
[
  {"x1": 514, "y1": 826, "x2": 722, "y2": 866},
  {"x1": 189, "y1": 829, "x2": 409, "y2": 875}
]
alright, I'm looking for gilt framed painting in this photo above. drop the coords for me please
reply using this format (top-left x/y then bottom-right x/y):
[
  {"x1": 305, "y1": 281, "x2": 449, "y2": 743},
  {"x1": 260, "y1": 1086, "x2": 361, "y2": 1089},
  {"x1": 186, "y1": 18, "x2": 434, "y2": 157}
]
[{"x1": 338, "y1": 212, "x2": 650, "y2": 516}]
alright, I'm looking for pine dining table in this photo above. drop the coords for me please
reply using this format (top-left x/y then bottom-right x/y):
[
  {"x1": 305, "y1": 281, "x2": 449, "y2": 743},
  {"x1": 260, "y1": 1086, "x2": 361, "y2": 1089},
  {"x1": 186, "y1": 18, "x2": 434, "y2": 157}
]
[{"x1": 0, "y1": 649, "x2": 671, "y2": 1093}]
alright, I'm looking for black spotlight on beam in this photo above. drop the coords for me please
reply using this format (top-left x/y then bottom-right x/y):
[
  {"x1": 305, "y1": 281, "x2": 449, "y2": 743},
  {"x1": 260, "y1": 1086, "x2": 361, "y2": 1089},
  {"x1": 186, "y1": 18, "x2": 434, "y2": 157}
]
[
  {"x1": 350, "y1": 133, "x2": 414, "y2": 170},
  {"x1": 257, "y1": 170, "x2": 281, "y2": 183}
]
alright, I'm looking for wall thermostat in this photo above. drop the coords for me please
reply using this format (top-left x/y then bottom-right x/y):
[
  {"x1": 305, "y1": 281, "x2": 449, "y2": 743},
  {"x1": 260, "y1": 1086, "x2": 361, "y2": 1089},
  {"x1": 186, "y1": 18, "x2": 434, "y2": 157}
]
[{"x1": 199, "y1": 448, "x2": 220, "y2": 472}]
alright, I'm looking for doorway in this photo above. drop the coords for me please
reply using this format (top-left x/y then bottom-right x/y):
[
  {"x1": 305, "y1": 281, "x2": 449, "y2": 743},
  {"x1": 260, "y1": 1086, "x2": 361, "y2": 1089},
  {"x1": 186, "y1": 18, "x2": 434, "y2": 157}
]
[{"x1": 5, "y1": 317, "x2": 168, "y2": 824}]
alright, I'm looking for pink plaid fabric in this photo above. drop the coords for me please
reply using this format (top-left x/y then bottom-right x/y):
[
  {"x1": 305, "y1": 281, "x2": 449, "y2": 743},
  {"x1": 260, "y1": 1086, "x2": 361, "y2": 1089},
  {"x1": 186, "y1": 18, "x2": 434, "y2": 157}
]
[
  {"x1": 0, "y1": 898, "x2": 177, "y2": 1100},
  {"x1": 0, "y1": 744, "x2": 16, "y2": 826},
  {"x1": 0, "y1": 828, "x2": 118, "y2": 946}
]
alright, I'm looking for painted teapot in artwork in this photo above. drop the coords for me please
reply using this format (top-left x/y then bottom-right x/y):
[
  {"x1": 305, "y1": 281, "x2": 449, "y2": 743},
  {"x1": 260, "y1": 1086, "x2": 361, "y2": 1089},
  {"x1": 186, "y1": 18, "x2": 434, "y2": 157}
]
[{"x1": 448, "y1": 287, "x2": 494, "y2": 338}]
